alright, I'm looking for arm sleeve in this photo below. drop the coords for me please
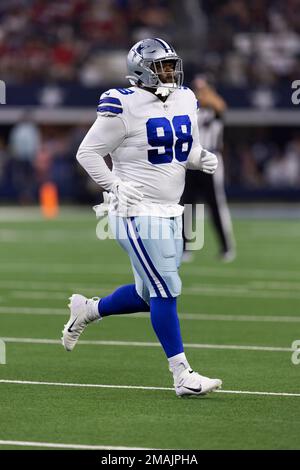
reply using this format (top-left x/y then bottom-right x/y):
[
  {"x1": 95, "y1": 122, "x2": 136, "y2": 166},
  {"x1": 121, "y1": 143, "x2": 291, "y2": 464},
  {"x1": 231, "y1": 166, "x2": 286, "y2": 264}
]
[{"x1": 76, "y1": 115, "x2": 126, "y2": 191}]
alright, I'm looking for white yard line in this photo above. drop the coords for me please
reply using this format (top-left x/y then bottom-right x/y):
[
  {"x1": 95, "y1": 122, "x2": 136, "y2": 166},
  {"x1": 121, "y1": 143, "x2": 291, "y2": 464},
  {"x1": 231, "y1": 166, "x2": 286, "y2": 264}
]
[
  {"x1": 181, "y1": 266, "x2": 300, "y2": 280},
  {"x1": 0, "y1": 207, "x2": 89, "y2": 221},
  {"x1": 0, "y1": 263, "x2": 128, "y2": 274},
  {"x1": 11, "y1": 291, "x2": 71, "y2": 300},
  {"x1": 1, "y1": 262, "x2": 300, "y2": 281},
  {"x1": 216, "y1": 390, "x2": 300, "y2": 397},
  {"x1": 177, "y1": 313, "x2": 300, "y2": 323},
  {"x1": 0, "y1": 306, "x2": 300, "y2": 323},
  {"x1": 0, "y1": 306, "x2": 67, "y2": 315},
  {"x1": 185, "y1": 287, "x2": 300, "y2": 300},
  {"x1": 10, "y1": 286, "x2": 300, "y2": 300},
  {"x1": 250, "y1": 281, "x2": 300, "y2": 290},
  {"x1": 1, "y1": 279, "x2": 300, "y2": 300},
  {"x1": 1, "y1": 337, "x2": 293, "y2": 352},
  {"x1": 0, "y1": 379, "x2": 299, "y2": 397},
  {"x1": 0, "y1": 439, "x2": 152, "y2": 450},
  {"x1": 0, "y1": 306, "x2": 299, "y2": 323},
  {"x1": 0, "y1": 280, "x2": 118, "y2": 291}
]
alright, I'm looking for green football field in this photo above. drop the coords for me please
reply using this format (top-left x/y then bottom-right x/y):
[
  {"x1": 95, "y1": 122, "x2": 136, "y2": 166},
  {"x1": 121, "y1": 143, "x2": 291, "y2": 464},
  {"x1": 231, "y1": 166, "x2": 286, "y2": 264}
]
[{"x1": 0, "y1": 207, "x2": 300, "y2": 450}]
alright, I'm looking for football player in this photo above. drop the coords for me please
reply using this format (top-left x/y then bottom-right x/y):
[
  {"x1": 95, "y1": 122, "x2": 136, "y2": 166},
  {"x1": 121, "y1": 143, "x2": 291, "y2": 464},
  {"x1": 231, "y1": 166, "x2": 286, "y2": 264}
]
[{"x1": 62, "y1": 38, "x2": 222, "y2": 397}]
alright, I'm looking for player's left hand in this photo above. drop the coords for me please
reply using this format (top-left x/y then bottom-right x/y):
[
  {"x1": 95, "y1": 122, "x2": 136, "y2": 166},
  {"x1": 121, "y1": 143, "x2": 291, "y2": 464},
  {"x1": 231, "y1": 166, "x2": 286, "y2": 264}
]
[
  {"x1": 199, "y1": 149, "x2": 218, "y2": 174},
  {"x1": 111, "y1": 180, "x2": 144, "y2": 208}
]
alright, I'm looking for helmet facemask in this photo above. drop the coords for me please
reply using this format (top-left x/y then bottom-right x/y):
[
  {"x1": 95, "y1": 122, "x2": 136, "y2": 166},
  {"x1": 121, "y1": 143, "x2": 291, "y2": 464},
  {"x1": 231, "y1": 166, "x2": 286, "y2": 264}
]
[{"x1": 146, "y1": 58, "x2": 184, "y2": 89}]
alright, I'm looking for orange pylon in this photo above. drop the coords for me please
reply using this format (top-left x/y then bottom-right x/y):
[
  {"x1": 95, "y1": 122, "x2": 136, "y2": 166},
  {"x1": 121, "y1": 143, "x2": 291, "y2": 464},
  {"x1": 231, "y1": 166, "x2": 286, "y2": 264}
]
[{"x1": 39, "y1": 182, "x2": 59, "y2": 219}]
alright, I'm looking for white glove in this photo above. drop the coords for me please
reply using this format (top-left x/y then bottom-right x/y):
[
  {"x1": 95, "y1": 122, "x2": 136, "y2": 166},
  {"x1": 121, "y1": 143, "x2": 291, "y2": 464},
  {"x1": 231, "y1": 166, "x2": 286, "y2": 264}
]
[
  {"x1": 199, "y1": 149, "x2": 218, "y2": 174},
  {"x1": 111, "y1": 180, "x2": 144, "y2": 207},
  {"x1": 93, "y1": 192, "x2": 111, "y2": 218}
]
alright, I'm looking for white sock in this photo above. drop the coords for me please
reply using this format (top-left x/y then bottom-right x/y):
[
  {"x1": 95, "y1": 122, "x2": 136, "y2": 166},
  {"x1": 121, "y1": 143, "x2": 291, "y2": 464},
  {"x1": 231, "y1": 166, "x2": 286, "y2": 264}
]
[
  {"x1": 87, "y1": 298, "x2": 101, "y2": 321},
  {"x1": 168, "y1": 352, "x2": 190, "y2": 378}
]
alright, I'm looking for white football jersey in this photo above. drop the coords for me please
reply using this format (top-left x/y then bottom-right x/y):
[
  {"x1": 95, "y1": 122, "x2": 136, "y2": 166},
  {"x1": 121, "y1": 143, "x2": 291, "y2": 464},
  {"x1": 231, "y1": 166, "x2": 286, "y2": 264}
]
[
  {"x1": 97, "y1": 86, "x2": 201, "y2": 216},
  {"x1": 81, "y1": 85, "x2": 202, "y2": 217}
]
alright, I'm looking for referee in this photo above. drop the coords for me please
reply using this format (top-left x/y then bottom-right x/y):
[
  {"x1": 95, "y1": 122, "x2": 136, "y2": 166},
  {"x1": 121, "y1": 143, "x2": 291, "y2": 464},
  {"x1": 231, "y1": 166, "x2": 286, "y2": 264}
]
[{"x1": 182, "y1": 76, "x2": 236, "y2": 262}]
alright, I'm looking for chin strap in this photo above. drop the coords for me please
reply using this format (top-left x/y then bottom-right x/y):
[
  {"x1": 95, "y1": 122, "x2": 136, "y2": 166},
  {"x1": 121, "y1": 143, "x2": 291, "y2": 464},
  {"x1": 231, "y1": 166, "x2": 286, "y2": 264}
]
[{"x1": 155, "y1": 84, "x2": 176, "y2": 97}]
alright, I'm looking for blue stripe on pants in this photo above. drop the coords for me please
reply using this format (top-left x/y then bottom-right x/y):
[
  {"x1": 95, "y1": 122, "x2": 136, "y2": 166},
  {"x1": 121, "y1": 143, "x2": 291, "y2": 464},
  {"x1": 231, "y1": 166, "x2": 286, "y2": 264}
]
[
  {"x1": 124, "y1": 218, "x2": 161, "y2": 297},
  {"x1": 129, "y1": 217, "x2": 172, "y2": 298}
]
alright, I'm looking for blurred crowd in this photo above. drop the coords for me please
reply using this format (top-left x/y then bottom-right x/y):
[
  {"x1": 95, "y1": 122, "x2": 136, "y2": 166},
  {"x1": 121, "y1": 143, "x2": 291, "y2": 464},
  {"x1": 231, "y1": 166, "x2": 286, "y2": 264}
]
[
  {"x1": 0, "y1": 121, "x2": 88, "y2": 203},
  {"x1": 1, "y1": 120, "x2": 300, "y2": 203},
  {"x1": 0, "y1": 0, "x2": 299, "y2": 87},
  {"x1": 224, "y1": 131, "x2": 300, "y2": 190},
  {"x1": 0, "y1": 0, "x2": 174, "y2": 85},
  {"x1": 201, "y1": 0, "x2": 300, "y2": 87}
]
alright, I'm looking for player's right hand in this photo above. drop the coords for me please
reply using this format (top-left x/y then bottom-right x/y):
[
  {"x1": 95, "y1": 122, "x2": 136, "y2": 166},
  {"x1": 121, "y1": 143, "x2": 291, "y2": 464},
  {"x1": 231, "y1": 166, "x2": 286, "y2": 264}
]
[{"x1": 111, "y1": 180, "x2": 144, "y2": 207}]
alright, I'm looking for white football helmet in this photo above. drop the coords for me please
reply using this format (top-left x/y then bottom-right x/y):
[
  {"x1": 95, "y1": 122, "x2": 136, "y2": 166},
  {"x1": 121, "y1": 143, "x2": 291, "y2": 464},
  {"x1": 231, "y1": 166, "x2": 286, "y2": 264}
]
[{"x1": 126, "y1": 38, "x2": 183, "y2": 89}]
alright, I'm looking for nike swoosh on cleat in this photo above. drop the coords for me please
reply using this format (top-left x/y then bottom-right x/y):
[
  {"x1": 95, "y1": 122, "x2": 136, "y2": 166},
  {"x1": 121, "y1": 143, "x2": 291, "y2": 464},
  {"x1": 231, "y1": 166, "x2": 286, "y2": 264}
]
[
  {"x1": 67, "y1": 318, "x2": 77, "y2": 333},
  {"x1": 183, "y1": 386, "x2": 202, "y2": 393}
]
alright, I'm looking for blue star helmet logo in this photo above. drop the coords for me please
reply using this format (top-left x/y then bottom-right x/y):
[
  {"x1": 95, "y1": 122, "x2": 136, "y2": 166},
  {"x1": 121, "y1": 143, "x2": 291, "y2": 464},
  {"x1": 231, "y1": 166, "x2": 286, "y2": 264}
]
[
  {"x1": 136, "y1": 44, "x2": 145, "y2": 55},
  {"x1": 136, "y1": 43, "x2": 156, "y2": 55}
]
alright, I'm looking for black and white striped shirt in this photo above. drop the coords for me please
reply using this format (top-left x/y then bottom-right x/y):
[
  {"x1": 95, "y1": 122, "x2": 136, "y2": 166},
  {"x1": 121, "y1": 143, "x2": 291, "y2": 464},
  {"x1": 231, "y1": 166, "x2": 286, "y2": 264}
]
[{"x1": 197, "y1": 108, "x2": 224, "y2": 154}]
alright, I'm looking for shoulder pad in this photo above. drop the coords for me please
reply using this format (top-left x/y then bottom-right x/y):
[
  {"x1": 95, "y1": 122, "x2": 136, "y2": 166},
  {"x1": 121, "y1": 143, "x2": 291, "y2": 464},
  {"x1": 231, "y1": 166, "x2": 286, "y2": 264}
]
[
  {"x1": 97, "y1": 89, "x2": 124, "y2": 116},
  {"x1": 113, "y1": 87, "x2": 135, "y2": 96},
  {"x1": 182, "y1": 86, "x2": 199, "y2": 108},
  {"x1": 97, "y1": 88, "x2": 135, "y2": 116},
  {"x1": 180, "y1": 86, "x2": 196, "y2": 96}
]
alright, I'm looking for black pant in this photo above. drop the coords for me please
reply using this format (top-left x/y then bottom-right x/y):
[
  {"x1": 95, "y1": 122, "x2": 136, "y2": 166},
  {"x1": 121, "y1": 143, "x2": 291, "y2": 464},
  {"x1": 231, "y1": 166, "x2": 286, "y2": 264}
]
[{"x1": 181, "y1": 158, "x2": 235, "y2": 254}]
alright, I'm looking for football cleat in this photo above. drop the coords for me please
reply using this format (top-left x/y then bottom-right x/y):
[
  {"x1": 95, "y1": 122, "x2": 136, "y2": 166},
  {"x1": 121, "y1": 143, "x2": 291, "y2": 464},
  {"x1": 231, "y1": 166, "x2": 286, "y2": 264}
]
[
  {"x1": 175, "y1": 368, "x2": 222, "y2": 397},
  {"x1": 220, "y1": 249, "x2": 236, "y2": 263},
  {"x1": 62, "y1": 294, "x2": 101, "y2": 352}
]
